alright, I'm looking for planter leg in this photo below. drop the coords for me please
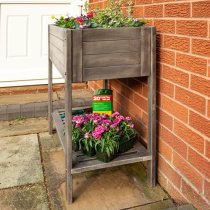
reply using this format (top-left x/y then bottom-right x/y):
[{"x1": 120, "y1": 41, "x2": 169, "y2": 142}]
[
  {"x1": 48, "y1": 25, "x2": 53, "y2": 135},
  {"x1": 65, "y1": 30, "x2": 73, "y2": 204},
  {"x1": 147, "y1": 27, "x2": 156, "y2": 187}
]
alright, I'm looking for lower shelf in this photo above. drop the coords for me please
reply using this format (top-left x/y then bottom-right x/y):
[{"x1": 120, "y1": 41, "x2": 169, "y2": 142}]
[{"x1": 52, "y1": 109, "x2": 151, "y2": 174}]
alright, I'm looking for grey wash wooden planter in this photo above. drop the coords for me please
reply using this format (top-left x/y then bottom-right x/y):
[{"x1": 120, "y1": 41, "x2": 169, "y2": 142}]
[{"x1": 48, "y1": 25, "x2": 156, "y2": 204}]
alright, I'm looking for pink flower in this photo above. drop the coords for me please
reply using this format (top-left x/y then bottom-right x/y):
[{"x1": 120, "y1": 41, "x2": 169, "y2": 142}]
[
  {"x1": 102, "y1": 119, "x2": 112, "y2": 125},
  {"x1": 125, "y1": 116, "x2": 132, "y2": 121},
  {"x1": 94, "y1": 125, "x2": 106, "y2": 134},
  {"x1": 112, "y1": 112, "x2": 120, "y2": 118},
  {"x1": 92, "y1": 131, "x2": 101, "y2": 139},
  {"x1": 117, "y1": 115, "x2": 124, "y2": 120},
  {"x1": 130, "y1": 123, "x2": 134, "y2": 128},
  {"x1": 84, "y1": 132, "x2": 90, "y2": 139}
]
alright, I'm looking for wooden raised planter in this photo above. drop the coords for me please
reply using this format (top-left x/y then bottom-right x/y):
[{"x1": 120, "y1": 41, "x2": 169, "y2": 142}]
[
  {"x1": 48, "y1": 25, "x2": 156, "y2": 204},
  {"x1": 49, "y1": 25, "x2": 154, "y2": 81}
]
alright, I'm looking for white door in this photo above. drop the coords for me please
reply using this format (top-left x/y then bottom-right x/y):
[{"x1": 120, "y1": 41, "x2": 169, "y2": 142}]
[{"x1": 0, "y1": 2, "x2": 81, "y2": 87}]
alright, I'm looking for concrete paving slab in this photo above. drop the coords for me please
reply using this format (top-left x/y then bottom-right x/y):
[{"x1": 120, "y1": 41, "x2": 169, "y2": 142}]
[
  {"x1": 0, "y1": 117, "x2": 48, "y2": 137},
  {"x1": 42, "y1": 149, "x2": 173, "y2": 210},
  {"x1": 0, "y1": 134, "x2": 44, "y2": 189},
  {"x1": 39, "y1": 132, "x2": 62, "y2": 152},
  {"x1": 0, "y1": 184, "x2": 49, "y2": 210}
]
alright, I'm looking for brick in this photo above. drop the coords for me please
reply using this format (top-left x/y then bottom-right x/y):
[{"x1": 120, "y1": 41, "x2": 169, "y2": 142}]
[
  {"x1": 205, "y1": 140, "x2": 210, "y2": 159},
  {"x1": 204, "y1": 179, "x2": 210, "y2": 200},
  {"x1": 127, "y1": 78, "x2": 142, "y2": 95},
  {"x1": 136, "y1": 0, "x2": 152, "y2": 5},
  {"x1": 191, "y1": 75, "x2": 210, "y2": 97},
  {"x1": 158, "y1": 170, "x2": 168, "y2": 190},
  {"x1": 207, "y1": 100, "x2": 210, "y2": 117},
  {"x1": 176, "y1": 53, "x2": 207, "y2": 76},
  {"x1": 182, "y1": 180, "x2": 210, "y2": 210},
  {"x1": 20, "y1": 103, "x2": 35, "y2": 118},
  {"x1": 165, "y1": 3, "x2": 190, "y2": 18},
  {"x1": 158, "y1": 155, "x2": 181, "y2": 188},
  {"x1": 133, "y1": 93, "x2": 148, "y2": 112},
  {"x1": 158, "y1": 78, "x2": 174, "y2": 98},
  {"x1": 154, "y1": 0, "x2": 175, "y2": 3},
  {"x1": 132, "y1": 6, "x2": 144, "y2": 18},
  {"x1": 174, "y1": 120, "x2": 204, "y2": 154},
  {"x1": 158, "y1": 139, "x2": 173, "y2": 161},
  {"x1": 7, "y1": 104, "x2": 21, "y2": 121},
  {"x1": 154, "y1": 19, "x2": 175, "y2": 34},
  {"x1": 111, "y1": 80, "x2": 134, "y2": 101},
  {"x1": 164, "y1": 35, "x2": 190, "y2": 52},
  {"x1": 161, "y1": 126, "x2": 188, "y2": 158},
  {"x1": 173, "y1": 152, "x2": 203, "y2": 191},
  {"x1": 192, "y1": 1, "x2": 210, "y2": 18},
  {"x1": 144, "y1": 4, "x2": 163, "y2": 18},
  {"x1": 192, "y1": 39, "x2": 210, "y2": 57},
  {"x1": 166, "y1": 181, "x2": 187, "y2": 204},
  {"x1": 156, "y1": 34, "x2": 164, "y2": 48},
  {"x1": 189, "y1": 111, "x2": 210, "y2": 138},
  {"x1": 188, "y1": 147, "x2": 210, "y2": 178},
  {"x1": 162, "y1": 65, "x2": 189, "y2": 87},
  {"x1": 175, "y1": 86, "x2": 206, "y2": 114},
  {"x1": 161, "y1": 94, "x2": 188, "y2": 123},
  {"x1": 158, "y1": 49, "x2": 175, "y2": 65},
  {"x1": 158, "y1": 108, "x2": 173, "y2": 130},
  {"x1": 176, "y1": 20, "x2": 208, "y2": 38}
]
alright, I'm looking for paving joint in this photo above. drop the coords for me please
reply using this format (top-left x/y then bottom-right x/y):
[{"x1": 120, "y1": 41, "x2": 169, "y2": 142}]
[
  {"x1": 120, "y1": 198, "x2": 172, "y2": 210},
  {"x1": 37, "y1": 133, "x2": 53, "y2": 210}
]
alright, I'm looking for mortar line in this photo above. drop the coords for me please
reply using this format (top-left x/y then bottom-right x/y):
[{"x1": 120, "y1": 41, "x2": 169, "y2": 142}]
[{"x1": 37, "y1": 133, "x2": 53, "y2": 210}]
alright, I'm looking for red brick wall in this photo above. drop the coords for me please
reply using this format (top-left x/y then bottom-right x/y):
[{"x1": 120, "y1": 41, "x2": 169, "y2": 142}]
[{"x1": 89, "y1": 0, "x2": 210, "y2": 209}]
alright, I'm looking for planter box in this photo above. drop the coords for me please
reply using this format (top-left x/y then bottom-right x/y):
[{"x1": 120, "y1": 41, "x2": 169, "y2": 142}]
[{"x1": 49, "y1": 25, "x2": 155, "y2": 82}]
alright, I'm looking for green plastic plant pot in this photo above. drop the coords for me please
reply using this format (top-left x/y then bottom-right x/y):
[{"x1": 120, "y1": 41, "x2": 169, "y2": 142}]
[
  {"x1": 118, "y1": 138, "x2": 135, "y2": 153},
  {"x1": 81, "y1": 145, "x2": 96, "y2": 157},
  {"x1": 72, "y1": 141, "x2": 79, "y2": 152},
  {"x1": 96, "y1": 151, "x2": 116, "y2": 163}
]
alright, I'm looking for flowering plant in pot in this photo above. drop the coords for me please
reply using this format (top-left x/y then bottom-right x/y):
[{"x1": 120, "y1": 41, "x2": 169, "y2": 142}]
[
  {"x1": 72, "y1": 112, "x2": 136, "y2": 162},
  {"x1": 112, "y1": 112, "x2": 136, "y2": 153}
]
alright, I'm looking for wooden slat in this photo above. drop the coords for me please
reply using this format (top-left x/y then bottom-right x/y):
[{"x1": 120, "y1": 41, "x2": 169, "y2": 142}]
[
  {"x1": 50, "y1": 34, "x2": 64, "y2": 53},
  {"x1": 50, "y1": 51, "x2": 65, "y2": 77},
  {"x1": 83, "y1": 39, "x2": 140, "y2": 55},
  {"x1": 71, "y1": 141, "x2": 151, "y2": 174},
  {"x1": 83, "y1": 27, "x2": 141, "y2": 41},
  {"x1": 140, "y1": 27, "x2": 151, "y2": 76},
  {"x1": 52, "y1": 110, "x2": 66, "y2": 152},
  {"x1": 49, "y1": 25, "x2": 66, "y2": 40},
  {"x1": 72, "y1": 30, "x2": 83, "y2": 82},
  {"x1": 84, "y1": 52, "x2": 140, "y2": 68},
  {"x1": 83, "y1": 64, "x2": 141, "y2": 81}
]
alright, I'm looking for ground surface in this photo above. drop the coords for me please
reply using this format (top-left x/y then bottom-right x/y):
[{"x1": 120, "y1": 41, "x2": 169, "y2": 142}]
[{"x1": 0, "y1": 117, "x2": 193, "y2": 210}]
